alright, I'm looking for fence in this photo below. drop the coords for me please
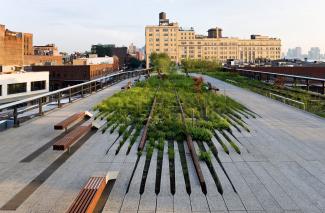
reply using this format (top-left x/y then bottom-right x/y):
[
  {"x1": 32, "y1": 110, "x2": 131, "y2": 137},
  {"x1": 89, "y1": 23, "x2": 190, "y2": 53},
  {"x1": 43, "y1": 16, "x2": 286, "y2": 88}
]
[
  {"x1": 0, "y1": 68, "x2": 151, "y2": 128},
  {"x1": 224, "y1": 67, "x2": 325, "y2": 95}
]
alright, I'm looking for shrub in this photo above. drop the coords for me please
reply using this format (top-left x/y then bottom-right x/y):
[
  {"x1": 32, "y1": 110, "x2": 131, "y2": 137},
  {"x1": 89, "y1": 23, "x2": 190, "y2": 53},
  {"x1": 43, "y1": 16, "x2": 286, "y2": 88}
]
[
  {"x1": 199, "y1": 150, "x2": 212, "y2": 162},
  {"x1": 188, "y1": 126, "x2": 212, "y2": 142}
]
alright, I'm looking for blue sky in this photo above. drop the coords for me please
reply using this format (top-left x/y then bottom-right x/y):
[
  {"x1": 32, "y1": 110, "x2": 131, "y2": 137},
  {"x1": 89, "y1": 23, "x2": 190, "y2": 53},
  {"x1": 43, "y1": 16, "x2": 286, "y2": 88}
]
[{"x1": 1, "y1": 0, "x2": 325, "y2": 54}]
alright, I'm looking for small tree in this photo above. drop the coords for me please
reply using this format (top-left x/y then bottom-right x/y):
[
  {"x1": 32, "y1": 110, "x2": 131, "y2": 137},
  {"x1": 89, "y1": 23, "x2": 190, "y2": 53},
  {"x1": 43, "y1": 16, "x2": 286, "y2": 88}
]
[{"x1": 150, "y1": 53, "x2": 172, "y2": 76}]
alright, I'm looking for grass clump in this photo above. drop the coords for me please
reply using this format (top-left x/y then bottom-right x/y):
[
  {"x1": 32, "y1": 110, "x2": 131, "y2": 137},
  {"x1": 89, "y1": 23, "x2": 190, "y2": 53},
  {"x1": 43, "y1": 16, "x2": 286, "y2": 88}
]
[{"x1": 199, "y1": 150, "x2": 212, "y2": 163}]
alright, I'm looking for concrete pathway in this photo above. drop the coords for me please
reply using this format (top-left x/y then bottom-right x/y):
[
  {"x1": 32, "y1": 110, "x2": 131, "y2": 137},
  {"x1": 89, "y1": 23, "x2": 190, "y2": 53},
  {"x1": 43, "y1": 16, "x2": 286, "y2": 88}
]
[{"x1": 0, "y1": 74, "x2": 325, "y2": 212}]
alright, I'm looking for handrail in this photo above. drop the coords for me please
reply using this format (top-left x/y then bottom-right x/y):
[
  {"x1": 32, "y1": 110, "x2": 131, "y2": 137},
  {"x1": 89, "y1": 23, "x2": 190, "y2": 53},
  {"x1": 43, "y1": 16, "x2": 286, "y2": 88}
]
[
  {"x1": 269, "y1": 92, "x2": 306, "y2": 110},
  {"x1": 224, "y1": 67, "x2": 325, "y2": 82},
  {"x1": 0, "y1": 68, "x2": 151, "y2": 128},
  {"x1": 0, "y1": 68, "x2": 150, "y2": 111}
]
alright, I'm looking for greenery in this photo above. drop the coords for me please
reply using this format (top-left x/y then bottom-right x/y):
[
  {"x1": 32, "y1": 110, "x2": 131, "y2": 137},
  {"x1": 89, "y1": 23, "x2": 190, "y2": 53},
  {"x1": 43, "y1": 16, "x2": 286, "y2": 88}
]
[
  {"x1": 149, "y1": 53, "x2": 174, "y2": 74},
  {"x1": 200, "y1": 70, "x2": 325, "y2": 118},
  {"x1": 129, "y1": 57, "x2": 144, "y2": 69},
  {"x1": 199, "y1": 150, "x2": 212, "y2": 162},
  {"x1": 181, "y1": 59, "x2": 221, "y2": 73},
  {"x1": 95, "y1": 71, "x2": 252, "y2": 157}
]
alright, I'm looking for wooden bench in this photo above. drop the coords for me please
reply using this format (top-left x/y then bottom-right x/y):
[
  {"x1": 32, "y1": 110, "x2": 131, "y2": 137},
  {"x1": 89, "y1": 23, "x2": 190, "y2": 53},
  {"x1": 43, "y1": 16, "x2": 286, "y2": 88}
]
[
  {"x1": 54, "y1": 112, "x2": 86, "y2": 131},
  {"x1": 67, "y1": 171, "x2": 119, "y2": 213},
  {"x1": 207, "y1": 82, "x2": 220, "y2": 93},
  {"x1": 53, "y1": 123, "x2": 92, "y2": 151},
  {"x1": 67, "y1": 177, "x2": 106, "y2": 213}
]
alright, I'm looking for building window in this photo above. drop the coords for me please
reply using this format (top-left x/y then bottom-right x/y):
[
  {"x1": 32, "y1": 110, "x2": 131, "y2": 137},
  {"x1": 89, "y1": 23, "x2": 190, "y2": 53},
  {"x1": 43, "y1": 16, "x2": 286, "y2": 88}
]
[
  {"x1": 31, "y1": 81, "x2": 46, "y2": 91},
  {"x1": 0, "y1": 85, "x2": 2, "y2": 96},
  {"x1": 7, "y1": 83, "x2": 27, "y2": 95}
]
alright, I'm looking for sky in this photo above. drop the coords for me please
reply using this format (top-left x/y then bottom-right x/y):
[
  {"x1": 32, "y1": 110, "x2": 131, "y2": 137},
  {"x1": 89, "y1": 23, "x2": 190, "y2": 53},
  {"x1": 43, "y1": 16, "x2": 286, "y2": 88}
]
[{"x1": 1, "y1": 0, "x2": 325, "y2": 54}]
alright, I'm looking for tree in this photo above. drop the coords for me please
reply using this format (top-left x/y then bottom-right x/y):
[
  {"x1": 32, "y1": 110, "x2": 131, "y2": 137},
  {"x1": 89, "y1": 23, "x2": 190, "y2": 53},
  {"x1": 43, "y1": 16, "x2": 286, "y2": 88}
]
[
  {"x1": 149, "y1": 53, "x2": 172, "y2": 75},
  {"x1": 181, "y1": 59, "x2": 221, "y2": 73},
  {"x1": 129, "y1": 57, "x2": 142, "y2": 69}
]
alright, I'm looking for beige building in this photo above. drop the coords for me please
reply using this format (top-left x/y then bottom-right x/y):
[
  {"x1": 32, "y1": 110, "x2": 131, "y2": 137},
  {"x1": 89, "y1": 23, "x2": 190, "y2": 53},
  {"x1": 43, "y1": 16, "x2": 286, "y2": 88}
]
[{"x1": 145, "y1": 12, "x2": 281, "y2": 67}]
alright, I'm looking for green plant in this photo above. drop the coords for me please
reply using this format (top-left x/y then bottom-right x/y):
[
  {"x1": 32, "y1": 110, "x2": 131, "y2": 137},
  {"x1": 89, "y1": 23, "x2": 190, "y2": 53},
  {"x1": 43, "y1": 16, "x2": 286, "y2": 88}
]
[
  {"x1": 199, "y1": 150, "x2": 212, "y2": 162},
  {"x1": 168, "y1": 148, "x2": 175, "y2": 160}
]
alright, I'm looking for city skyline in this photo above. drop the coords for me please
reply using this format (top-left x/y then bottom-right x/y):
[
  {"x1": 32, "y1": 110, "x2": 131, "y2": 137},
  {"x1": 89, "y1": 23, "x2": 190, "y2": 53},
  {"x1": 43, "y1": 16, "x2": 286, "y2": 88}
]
[{"x1": 2, "y1": 0, "x2": 325, "y2": 53}]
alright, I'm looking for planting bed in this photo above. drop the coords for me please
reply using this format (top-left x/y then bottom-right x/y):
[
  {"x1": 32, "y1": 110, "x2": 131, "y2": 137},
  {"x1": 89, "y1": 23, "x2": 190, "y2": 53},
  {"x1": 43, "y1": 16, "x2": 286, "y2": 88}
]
[
  {"x1": 94, "y1": 73, "x2": 257, "y2": 200},
  {"x1": 200, "y1": 70, "x2": 325, "y2": 118}
]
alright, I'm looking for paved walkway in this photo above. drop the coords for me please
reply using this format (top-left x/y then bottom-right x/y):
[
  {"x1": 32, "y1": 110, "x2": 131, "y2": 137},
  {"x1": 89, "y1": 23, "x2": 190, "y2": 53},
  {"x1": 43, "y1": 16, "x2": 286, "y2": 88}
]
[{"x1": 0, "y1": 75, "x2": 325, "y2": 212}]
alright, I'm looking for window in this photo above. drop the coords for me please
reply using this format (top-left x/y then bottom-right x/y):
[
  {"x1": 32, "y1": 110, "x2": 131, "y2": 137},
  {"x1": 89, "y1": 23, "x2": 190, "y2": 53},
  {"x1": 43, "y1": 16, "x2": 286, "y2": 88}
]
[
  {"x1": 7, "y1": 83, "x2": 27, "y2": 95},
  {"x1": 31, "y1": 81, "x2": 46, "y2": 91},
  {"x1": 163, "y1": 28, "x2": 168, "y2": 32},
  {"x1": 0, "y1": 85, "x2": 2, "y2": 96}
]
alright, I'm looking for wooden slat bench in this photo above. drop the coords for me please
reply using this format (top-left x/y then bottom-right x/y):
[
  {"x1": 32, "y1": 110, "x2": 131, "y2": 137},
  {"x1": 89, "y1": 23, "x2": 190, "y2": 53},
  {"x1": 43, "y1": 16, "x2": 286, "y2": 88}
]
[
  {"x1": 54, "y1": 112, "x2": 86, "y2": 131},
  {"x1": 67, "y1": 177, "x2": 106, "y2": 213},
  {"x1": 53, "y1": 123, "x2": 92, "y2": 151},
  {"x1": 67, "y1": 171, "x2": 119, "y2": 213}
]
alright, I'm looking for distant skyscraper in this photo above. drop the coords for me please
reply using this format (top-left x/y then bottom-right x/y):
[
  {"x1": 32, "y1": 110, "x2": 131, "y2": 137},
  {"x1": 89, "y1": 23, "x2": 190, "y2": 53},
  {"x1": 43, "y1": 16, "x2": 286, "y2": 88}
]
[
  {"x1": 128, "y1": 43, "x2": 137, "y2": 55},
  {"x1": 286, "y1": 47, "x2": 302, "y2": 59},
  {"x1": 308, "y1": 47, "x2": 321, "y2": 60}
]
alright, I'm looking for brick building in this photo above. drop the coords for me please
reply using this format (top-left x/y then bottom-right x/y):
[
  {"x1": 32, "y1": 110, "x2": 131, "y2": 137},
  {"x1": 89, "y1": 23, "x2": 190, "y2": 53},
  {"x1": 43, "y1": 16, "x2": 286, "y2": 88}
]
[
  {"x1": 31, "y1": 59, "x2": 119, "y2": 90},
  {"x1": 0, "y1": 24, "x2": 62, "y2": 66}
]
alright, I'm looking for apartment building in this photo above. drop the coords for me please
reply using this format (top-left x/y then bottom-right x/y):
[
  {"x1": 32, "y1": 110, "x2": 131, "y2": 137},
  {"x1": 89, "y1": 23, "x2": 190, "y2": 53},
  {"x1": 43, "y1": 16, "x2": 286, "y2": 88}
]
[
  {"x1": 145, "y1": 12, "x2": 281, "y2": 67},
  {"x1": 0, "y1": 24, "x2": 62, "y2": 66}
]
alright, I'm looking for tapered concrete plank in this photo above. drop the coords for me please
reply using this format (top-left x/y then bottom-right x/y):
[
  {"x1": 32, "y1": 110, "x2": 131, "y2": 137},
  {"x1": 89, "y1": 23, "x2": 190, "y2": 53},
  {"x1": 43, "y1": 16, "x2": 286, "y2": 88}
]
[
  {"x1": 138, "y1": 150, "x2": 158, "y2": 212},
  {"x1": 223, "y1": 163, "x2": 263, "y2": 211},
  {"x1": 185, "y1": 142, "x2": 210, "y2": 212},
  {"x1": 120, "y1": 155, "x2": 146, "y2": 212},
  {"x1": 156, "y1": 143, "x2": 173, "y2": 212},
  {"x1": 174, "y1": 142, "x2": 191, "y2": 213}
]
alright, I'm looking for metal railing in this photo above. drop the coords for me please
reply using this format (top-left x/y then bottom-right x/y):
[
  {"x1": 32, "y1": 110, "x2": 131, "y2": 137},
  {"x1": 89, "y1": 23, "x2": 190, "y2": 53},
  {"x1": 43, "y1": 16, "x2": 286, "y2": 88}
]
[
  {"x1": 0, "y1": 68, "x2": 151, "y2": 128},
  {"x1": 224, "y1": 67, "x2": 325, "y2": 95},
  {"x1": 269, "y1": 92, "x2": 306, "y2": 110}
]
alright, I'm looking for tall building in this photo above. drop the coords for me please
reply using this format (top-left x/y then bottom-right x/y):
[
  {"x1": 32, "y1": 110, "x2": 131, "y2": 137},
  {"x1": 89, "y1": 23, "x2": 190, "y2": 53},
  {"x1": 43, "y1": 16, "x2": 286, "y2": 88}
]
[
  {"x1": 0, "y1": 24, "x2": 62, "y2": 66},
  {"x1": 308, "y1": 47, "x2": 321, "y2": 60},
  {"x1": 145, "y1": 12, "x2": 281, "y2": 67},
  {"x1": 128, "y1": 43, "x2": 137, "y2": 55},
  {"x1": 286, "y1": 47, "x2": 302, "y2": 59}
]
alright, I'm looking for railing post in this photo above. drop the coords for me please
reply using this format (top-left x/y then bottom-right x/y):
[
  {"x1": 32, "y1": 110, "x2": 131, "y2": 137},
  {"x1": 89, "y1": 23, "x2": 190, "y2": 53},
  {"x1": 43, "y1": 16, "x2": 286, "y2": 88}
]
[
  {"x1": 38, "y1": 98, "x2": 44, "y2": 116},
  {"x1": 306, "y1": 79, "x2": 310, "y2": 91},
  {"x1": 89, "y1": 82, "x2": 92, "y2": 94},
  {"x1": 293, "y1": 77, "x2": 297, "y2": 87},
  {"x1": 57, "y1": 92, "x2": 62, "y2": 108},
  {"x1": 322, "y1": 81, "x2": 325, "y2": 95},
  {"x1": 69, "y1": 88, "x2": 72, "y2": 103},
  {"x1": 13, "y1": 107, "x2": 19, "y2": 127},
  {"x1": 81, "y1": 85, "x2": 84, "y2": 98}
]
